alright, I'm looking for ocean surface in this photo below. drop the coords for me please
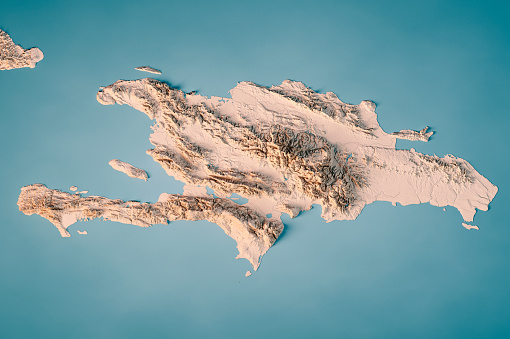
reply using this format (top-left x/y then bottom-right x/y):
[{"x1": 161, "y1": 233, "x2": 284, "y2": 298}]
[{"x1": 1, "y1": 0, "x2": 509, "y2": 338}]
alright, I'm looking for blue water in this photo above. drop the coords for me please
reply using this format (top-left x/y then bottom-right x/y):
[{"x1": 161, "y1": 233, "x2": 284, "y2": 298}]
[{"x1": 1, "y1": 0, "x2": 509, "y2": 338}]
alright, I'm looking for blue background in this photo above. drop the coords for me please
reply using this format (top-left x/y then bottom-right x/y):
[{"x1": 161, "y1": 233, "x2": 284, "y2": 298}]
[{"x1": 1, "y1": 0, "x2": 509, "y2": 337}]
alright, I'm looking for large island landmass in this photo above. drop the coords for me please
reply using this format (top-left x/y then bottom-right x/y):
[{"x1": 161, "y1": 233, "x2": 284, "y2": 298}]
[{"x1": 18, "y1": 77, "x2": 498, "y2": 270}]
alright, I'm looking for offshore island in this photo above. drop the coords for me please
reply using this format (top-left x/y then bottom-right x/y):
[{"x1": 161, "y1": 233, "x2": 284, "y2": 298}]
[
  {"x1": 18, "y1": 77, "x2": 498, "y2": 271},
  {"x1": 0, "y1": 29, "x2": 43, "y2": 70},
  {"x1": 109, "y1": 159, "x2": 149, "y2": 181}
]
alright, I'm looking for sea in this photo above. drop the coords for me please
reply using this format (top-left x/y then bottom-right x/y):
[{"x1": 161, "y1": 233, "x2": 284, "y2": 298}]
[{"x1": 1, "y1": 0, "x2": 509, "y2": 337}]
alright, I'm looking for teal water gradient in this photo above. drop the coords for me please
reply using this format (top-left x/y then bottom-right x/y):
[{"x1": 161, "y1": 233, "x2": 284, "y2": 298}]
[{"x1": 1, "y1": 0, "x2": 509, "y2": 338}]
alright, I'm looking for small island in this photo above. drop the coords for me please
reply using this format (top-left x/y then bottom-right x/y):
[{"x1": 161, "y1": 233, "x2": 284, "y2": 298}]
[
  {"x1": 0, "y1": 29, "x2": 43, "y2": 70},
  {"x1": 135, "y1": 66, "x2": 162, "y2": 74},
  {"x1": 109, "y1": 159, "x2": 149, "y2": 181}
]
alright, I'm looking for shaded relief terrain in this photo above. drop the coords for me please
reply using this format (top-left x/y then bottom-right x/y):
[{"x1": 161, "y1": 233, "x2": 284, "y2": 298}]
[
  {"x1": 0, "y1": 29, "x2": 43, "y2": 70},
  {"x1": 19, "y1": 77, "x2": 498, "y2": 270}
]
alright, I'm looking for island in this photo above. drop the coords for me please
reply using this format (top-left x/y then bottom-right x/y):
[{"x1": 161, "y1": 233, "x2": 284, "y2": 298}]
[
  {"x1": 0, "y1": 29, "x2": 43, "y2": 70},
  {"x1": 135, "y1": 66, "x2": 162, "y2": 74},
  {"x1": 109, "y1": 159, "x2": 149, "y2": 181},
  {"x1": 96, "y1": 78, "x2": 497, "y2": 223},
  {"x1": 18, "y1": 77, "x2": 498, "y2": 270},
  {"x1": 462, "y1": 223, "x2": 479, "y2": 230}
]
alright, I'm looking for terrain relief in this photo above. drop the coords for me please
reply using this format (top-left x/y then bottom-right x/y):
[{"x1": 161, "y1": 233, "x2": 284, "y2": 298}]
[{"x1": 18, "y1": 77, "x2": 498, "y2": 273}]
